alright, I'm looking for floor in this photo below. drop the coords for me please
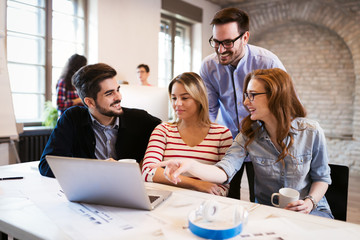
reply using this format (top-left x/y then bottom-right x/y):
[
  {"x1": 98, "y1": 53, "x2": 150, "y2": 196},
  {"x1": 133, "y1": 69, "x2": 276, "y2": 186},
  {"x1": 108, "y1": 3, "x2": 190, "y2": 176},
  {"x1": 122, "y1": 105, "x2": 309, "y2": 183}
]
[{"x1": 239, "y1": 172, "x2": 360, "y2": 225}]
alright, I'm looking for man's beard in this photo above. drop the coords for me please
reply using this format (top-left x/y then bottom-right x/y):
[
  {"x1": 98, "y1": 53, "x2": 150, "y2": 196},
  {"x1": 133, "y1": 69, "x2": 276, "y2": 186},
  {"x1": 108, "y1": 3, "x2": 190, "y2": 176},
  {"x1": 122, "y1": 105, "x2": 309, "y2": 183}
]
[
  {"x1": 216, "y1": 46, "x2": 243, "y2": 66},
  {"x1": 95, "y1": 100, "x2": 123, "y2": 117},
  {"x1": 217, "y1": 50, "x2": 233, "y2": 65}
]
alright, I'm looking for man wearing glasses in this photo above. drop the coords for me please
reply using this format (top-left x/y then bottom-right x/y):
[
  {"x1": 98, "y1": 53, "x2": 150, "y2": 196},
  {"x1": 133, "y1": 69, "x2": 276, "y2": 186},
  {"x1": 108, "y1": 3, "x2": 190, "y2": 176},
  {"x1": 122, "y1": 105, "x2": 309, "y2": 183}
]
[{"x1": 200, "y1": 7, "x2": 286, "y2": 201}]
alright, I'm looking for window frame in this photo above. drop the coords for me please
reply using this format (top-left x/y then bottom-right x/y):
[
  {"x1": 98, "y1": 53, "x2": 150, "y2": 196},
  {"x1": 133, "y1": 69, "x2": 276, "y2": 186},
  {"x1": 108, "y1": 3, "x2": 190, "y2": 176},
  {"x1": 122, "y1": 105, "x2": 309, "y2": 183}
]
[
  {"x1": 159, "y1": 13, "x2": 192, "y2": 86},
  {"x1": 6, "y1": 0, "x2": 88, "y2": 126}
]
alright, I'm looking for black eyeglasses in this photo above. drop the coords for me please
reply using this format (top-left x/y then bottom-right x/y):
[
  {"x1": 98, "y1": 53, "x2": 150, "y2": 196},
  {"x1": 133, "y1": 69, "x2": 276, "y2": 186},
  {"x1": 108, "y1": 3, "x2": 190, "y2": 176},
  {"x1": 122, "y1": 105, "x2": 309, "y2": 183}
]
[
  {"x1": 243, "y1": 92, "x2": 269, "y2": 102},
  {"x1": 209, "y1": 32, "x2": 245, "y2": 49}
]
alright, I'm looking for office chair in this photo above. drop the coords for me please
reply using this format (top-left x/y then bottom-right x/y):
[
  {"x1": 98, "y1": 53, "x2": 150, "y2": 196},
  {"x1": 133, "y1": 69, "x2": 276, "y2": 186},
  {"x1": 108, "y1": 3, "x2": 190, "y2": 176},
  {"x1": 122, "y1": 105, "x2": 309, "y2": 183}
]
[
  {"x1": 325, "y1": 164, "x2": 349, "y2": 221},
  {"x1": 228, "y1": 162, "x2": 255, "y2": 202}
]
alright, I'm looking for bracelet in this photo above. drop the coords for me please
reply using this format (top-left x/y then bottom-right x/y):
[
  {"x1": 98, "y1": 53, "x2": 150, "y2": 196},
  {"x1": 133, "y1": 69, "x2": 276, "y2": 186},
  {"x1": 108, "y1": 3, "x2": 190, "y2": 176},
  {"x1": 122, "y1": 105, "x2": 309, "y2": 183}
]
[{"x1": 304, "y1": 195, "x2": 317, "y2": 211}]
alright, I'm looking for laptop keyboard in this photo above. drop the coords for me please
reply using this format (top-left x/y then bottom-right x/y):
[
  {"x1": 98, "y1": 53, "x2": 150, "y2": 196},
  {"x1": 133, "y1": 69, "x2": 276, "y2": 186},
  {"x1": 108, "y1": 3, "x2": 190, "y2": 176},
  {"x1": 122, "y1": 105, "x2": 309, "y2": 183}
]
[{"x1": 148, "y1": 195, "x2": 160, "y2": 203}]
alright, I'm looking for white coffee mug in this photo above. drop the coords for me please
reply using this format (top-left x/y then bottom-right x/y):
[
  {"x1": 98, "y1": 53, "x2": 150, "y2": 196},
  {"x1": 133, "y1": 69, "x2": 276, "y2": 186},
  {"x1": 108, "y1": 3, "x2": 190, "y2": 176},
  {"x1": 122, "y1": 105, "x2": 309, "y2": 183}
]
[{"x1": 271, "y1": 188, "x2": 300, "y2": 208}]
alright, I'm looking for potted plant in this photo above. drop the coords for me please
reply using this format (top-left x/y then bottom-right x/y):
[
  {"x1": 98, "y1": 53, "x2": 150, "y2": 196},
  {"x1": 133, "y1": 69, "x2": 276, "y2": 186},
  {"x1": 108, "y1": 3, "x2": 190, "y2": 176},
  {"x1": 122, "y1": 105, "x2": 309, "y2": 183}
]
[{"x1": 42, "y1": 101, "x2": 58, "y2": 128}]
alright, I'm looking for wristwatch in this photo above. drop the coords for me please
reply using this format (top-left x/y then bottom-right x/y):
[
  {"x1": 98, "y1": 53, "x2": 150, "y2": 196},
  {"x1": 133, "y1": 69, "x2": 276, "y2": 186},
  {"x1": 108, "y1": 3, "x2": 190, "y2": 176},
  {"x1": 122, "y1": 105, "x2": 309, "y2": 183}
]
[{"x1": 304, "y1": 195, "x2": 317, "y2": 210}]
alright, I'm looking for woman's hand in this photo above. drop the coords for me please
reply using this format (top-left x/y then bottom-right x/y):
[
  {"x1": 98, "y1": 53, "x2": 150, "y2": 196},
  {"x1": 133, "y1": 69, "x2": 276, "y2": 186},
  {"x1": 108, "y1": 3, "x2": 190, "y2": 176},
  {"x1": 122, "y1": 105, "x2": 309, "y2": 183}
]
[
  {"x1": 194, "y1": 181, "x2": 224, "y2": 196},
  {"x1": 150, "y1": 159, "x2": 194, "y2": 184},
  {"x1": 104, "y1": 158, "x2": 117, "y2": 162},
  {"x1": 285, "y1": 199, "x2": 313, "y2": 214},
  {"x1": 150, "y1": 159, "x2": 227, "y2": 185},
  {"x1": 285, "y1": 182, "x2": 328, "y2": 214}
]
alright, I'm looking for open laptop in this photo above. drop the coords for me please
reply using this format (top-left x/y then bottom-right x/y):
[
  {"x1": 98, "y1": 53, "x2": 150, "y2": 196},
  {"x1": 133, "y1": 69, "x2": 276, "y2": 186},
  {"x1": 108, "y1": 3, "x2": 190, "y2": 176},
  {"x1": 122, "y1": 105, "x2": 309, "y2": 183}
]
[{"x1": 46, "y1": 155, "x2": 172, "y2": 210}]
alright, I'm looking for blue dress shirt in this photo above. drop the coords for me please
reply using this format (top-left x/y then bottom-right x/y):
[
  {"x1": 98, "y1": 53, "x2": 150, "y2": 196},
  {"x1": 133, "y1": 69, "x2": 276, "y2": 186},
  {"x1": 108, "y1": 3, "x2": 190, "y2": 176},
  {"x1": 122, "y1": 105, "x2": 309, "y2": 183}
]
[{"x1": 200, "y1": 44, "x2": 286, "y2": 138}]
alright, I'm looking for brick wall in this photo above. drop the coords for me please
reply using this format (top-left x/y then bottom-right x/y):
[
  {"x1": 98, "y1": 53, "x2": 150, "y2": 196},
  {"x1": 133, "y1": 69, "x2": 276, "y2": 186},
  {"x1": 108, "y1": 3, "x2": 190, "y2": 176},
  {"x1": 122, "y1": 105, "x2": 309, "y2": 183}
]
[
  {"x1": 229, "y1": 0, "x2": 360, "y2": 174},
  {"x1": 252, "y1": 23, "x2": 355, "y2": 137}
]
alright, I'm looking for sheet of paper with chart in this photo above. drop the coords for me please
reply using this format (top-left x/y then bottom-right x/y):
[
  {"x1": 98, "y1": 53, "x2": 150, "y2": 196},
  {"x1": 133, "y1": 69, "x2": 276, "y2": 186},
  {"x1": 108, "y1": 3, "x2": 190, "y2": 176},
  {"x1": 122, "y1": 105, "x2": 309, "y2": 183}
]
[{"x1": 25, "y1": 189, "x2": 167, "y2": 240}]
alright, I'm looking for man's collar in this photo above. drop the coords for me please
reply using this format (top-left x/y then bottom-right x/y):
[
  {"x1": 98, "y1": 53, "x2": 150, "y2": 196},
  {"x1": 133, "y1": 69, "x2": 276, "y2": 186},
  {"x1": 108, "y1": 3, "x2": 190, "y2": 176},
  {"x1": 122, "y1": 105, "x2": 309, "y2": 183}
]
[
  {"x1": 228, "y1": 64, "x2": 236, "y2": 72},
  {"x1": 88, "y1": 110, "x2": 120, "y2": 129},
  {"x1": 236, "y1": 44, "x2": 248, "y2": 68}
]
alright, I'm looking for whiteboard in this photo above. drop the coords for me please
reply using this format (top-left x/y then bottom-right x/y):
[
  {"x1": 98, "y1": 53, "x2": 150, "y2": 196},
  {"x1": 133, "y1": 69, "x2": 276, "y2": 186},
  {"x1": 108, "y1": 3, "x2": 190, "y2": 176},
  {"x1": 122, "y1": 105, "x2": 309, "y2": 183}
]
[
  {"x1": 0, "y1": 31, "x2": 18, "y2": 139},
  {"x1": 120, "y1": 85, "x2": 169, "y2": 122}
]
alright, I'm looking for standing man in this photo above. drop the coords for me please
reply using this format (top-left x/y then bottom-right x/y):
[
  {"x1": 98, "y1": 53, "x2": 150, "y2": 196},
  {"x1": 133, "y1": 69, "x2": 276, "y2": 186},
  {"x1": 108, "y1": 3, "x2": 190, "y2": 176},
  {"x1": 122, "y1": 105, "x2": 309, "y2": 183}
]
[
  {"x1": 200, "y1": 8, "x2": 286, "y2": 200},
  {"x1": 136, "y1": 64, "x2": 151, "y2": 86},
  {"x1": 39, "y1": 63, "x2": 161, "y2": 178}
]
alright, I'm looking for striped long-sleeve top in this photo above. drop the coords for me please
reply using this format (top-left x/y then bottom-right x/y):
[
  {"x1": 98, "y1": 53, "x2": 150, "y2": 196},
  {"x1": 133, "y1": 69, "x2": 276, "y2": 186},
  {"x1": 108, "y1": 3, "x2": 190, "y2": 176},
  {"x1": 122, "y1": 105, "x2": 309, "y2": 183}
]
[{"x1": 142, "y1": 122, "x2": 233, "y2": 196}]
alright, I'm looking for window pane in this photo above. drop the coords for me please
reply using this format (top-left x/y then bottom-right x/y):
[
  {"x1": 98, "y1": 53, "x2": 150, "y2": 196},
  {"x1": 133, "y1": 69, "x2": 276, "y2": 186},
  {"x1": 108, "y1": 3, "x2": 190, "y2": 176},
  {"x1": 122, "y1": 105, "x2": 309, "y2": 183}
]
[
  {"x1": 174, "y1": 23, "x2": 191, "y2": 76},
  {"x1": 52, "y1": 66, "x2": 62, "y2": 105},
  {"x1": 7, "y1": 1, "x2": 45, "y2": 36},
  {"x1": 158, "y1": 17, "x2": 192, "y2": 88},
  {"x1": 12, "y1": 93, "x2": 44, "y2": 121},
  {"x1": 51, "y1": 94, "x2": 57, "y2": 107},
  {"x1": 52, "y1": 0, "x2": 86, "y2": 102},
  {"x1": 158, "y1": 19, "x2": 172, "y2": 87},
  {"x1": 11, "y1": 0, "x2": 45, "y2": 7},
  {"x1": 52, "y1": 12, "x2": 85, "y2": 42},
  {"x1": 7, "y1": 0, "x2": 86, "y2": 123},
  {"x1": 8, "y1": 63, "x2": 45, "y2": 93},
  {"x1": 53, "y1": 0, "x2": 84, "y2": 17},
  {"x1": 7, "y1": 33, "x2": 45, "y2": 65},
  {"x1": 52, "y1": 66, "x2": 62, "y2": 90},
  {"x1": 52, "y1": 40, "x2": 84, "y2": 67}
]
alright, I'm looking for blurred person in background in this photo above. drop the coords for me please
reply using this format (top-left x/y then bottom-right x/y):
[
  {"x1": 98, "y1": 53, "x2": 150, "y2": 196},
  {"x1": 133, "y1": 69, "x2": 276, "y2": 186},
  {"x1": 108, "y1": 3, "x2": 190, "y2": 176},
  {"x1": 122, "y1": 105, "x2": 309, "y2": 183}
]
[
  {"x1": 136, "y1": 64, "x2": 151, "y2": 86},
  {"x1": 56, "y1": 54, "x2": 87, "y2": 116}
]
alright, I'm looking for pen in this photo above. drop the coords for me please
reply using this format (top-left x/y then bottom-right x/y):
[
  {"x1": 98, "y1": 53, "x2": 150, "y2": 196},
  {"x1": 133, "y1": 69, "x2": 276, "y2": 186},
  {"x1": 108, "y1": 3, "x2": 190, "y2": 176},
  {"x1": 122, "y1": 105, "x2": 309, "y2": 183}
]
[
  {"x1": 248, "y1": 203, "x2": 260, "y2": 212},
  {"x1": 0, "y1": 177, "x2": 24, "y2": 180}
]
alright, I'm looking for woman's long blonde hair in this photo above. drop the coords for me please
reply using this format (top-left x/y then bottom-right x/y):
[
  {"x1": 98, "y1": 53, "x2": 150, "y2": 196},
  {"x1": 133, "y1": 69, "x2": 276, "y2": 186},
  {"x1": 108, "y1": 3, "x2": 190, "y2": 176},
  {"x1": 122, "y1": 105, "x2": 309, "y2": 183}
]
[
  {"x1": 168, "y1": 72, "x2": 211, "y2": 126},
  {"x1": 241, "y1": 68, "x2": 306, "y2": 163}
]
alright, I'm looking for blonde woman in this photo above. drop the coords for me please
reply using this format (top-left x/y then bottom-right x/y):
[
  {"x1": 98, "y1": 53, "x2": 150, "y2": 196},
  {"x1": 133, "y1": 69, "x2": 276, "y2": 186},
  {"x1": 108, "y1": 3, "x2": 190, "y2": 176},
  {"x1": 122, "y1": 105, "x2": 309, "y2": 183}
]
[{"x1": 142, "y1": 72, "x2": 233, "y2": 196}]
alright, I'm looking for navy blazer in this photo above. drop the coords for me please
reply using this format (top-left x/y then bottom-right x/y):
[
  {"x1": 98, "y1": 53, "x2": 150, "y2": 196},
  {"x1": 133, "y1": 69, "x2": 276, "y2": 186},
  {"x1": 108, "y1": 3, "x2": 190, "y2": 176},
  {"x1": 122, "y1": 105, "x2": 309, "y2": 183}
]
[{"x1": 39, "y1": 106, "x2": 161, "y2": 177}]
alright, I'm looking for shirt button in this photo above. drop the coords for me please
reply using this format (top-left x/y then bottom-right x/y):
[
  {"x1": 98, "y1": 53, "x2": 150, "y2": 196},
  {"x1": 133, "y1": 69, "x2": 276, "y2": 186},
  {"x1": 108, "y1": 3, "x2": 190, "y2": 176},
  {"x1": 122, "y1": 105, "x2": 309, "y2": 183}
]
[{"x1": 281, "y1": 172, "x2": 284, "y2": 176}]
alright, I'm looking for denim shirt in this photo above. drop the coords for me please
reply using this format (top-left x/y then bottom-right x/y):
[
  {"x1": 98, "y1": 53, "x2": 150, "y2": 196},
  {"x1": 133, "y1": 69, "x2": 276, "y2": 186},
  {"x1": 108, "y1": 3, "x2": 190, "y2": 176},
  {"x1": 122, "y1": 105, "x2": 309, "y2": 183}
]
[
  {"x1": 200, "y1": 44, "x2": 286, "y2": 138},
  {"x1": 216, "y1": 118, "x2": 332, "y2": 211}
]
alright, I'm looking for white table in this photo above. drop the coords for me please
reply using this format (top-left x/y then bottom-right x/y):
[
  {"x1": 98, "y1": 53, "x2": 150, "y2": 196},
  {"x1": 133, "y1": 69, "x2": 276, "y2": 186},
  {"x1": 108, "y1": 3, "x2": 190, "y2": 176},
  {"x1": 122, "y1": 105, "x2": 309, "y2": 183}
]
[{"x1": 1, "y1": 162, "x2": 360, "y2": 240}]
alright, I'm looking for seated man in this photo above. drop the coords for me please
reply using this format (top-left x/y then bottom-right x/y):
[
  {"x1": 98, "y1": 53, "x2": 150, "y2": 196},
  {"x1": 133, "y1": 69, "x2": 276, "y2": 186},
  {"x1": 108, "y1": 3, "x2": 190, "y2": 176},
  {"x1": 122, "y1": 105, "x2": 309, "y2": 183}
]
[{"x1": 39, "y1": 63, "x2": 161, "y2": 177}]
